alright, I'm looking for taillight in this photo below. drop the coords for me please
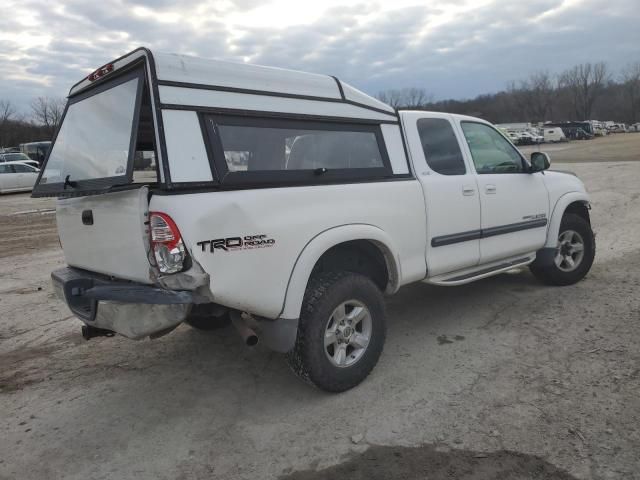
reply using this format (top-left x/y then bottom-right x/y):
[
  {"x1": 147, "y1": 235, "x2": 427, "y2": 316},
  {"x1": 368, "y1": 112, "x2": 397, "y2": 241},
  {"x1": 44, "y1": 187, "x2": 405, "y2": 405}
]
[{"x1": 149, "y1": 212, "x2": 186, "y2": 274}]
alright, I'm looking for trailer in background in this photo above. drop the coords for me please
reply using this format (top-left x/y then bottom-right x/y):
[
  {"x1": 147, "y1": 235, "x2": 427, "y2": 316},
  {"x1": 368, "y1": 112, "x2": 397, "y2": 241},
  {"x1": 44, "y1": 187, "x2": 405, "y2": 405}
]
[
  {"x1": 19, "y1": 141, "x2": 51, "y2": 166},
  {"x1": 542, "y1": 127, "x2": 567, "y2": 143}
]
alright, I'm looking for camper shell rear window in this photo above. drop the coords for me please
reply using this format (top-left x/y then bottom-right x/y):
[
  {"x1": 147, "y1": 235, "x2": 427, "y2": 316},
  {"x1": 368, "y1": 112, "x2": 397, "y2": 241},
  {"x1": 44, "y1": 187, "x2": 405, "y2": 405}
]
[
  {"x1": 32, "y1": 66, "x2": 158, "y2": 197},
  {"x1": 203, "y1": 115, "x2": 392, "y2": 186}
]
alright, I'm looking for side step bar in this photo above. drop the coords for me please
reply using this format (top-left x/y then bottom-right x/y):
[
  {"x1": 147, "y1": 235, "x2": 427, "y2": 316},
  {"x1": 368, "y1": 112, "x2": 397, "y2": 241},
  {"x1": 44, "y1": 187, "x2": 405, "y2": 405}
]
[{"x1": 426, "y1": 256, "x2": 535, "y2": 286}]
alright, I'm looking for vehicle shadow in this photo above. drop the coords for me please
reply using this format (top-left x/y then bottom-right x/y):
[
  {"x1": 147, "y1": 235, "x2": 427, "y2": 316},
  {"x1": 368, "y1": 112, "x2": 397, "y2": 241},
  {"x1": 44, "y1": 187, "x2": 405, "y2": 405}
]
[{"x1": 278, "y1": 443, "x2": 578, "y2": 480}]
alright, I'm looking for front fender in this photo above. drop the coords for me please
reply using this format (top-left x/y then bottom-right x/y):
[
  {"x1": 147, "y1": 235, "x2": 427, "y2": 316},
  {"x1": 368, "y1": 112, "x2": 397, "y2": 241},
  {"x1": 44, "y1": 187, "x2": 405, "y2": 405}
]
[
  {"x1": 545, "y1": 191, "x2": 590, "y2": 248},
  {"x1": 279, "y1": 224, "x2": 401, "y2": 320}
]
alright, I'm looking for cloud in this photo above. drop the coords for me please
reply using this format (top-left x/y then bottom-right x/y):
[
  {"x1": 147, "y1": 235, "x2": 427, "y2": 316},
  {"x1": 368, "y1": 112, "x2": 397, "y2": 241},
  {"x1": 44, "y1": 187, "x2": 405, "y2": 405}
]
[{"x1": 0, "y1": 0, "x2": 638, "y2": 115}]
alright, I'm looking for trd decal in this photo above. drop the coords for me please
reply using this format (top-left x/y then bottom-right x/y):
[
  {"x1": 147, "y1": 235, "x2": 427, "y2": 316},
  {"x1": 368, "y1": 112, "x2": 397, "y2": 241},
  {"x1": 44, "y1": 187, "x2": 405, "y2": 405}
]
[{"x1": 197, "y1": 234, "x2": 276, "y2": 253}]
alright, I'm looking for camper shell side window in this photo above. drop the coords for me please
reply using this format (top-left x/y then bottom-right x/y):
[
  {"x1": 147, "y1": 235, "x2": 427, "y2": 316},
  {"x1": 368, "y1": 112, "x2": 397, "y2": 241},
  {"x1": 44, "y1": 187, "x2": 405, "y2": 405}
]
[{"x1": 202, "y1": 114, "x2": 393, "y2": 186}]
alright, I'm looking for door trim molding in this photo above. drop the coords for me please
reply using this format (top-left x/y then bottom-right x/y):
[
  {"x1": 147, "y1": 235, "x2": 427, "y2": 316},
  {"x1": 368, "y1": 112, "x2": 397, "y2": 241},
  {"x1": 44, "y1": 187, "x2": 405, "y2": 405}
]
[
  {"x1": 430, "y1": 229, "x2": 482, "y2": 247},
  {"x1": 431, "y1": 218, "x2": 547, "y2": 247}
]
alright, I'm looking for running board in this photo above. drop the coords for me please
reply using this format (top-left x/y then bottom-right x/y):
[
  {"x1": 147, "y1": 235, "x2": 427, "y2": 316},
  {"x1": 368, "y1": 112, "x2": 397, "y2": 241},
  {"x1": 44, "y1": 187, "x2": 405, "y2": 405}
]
[{"x1": 426, "y1": 256, "x2": 535, "y2": 286}]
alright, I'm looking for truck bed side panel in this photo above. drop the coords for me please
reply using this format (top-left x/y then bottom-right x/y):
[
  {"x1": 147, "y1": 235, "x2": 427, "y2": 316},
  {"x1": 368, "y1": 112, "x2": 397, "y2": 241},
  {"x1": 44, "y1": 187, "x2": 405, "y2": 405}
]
[{"x1": 150, "y1": 180, "x2": 427, "y2": 319}]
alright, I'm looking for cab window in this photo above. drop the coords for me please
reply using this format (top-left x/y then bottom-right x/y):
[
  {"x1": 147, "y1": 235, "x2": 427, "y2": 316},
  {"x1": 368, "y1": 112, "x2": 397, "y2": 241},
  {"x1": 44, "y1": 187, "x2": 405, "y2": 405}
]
[
  {"x1": 417, "y1": 118, "x2": 466, "y2": 175},
  {"x1": 461, "y1": 122, "x2": 525, "y2": 174}
]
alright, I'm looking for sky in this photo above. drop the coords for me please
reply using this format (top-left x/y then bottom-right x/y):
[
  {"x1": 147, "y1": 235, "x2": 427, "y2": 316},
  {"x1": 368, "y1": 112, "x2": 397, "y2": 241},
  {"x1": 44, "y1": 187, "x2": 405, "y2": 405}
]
[{"x1": 1, "y1": 0, "x2": 639, "y2": 114}]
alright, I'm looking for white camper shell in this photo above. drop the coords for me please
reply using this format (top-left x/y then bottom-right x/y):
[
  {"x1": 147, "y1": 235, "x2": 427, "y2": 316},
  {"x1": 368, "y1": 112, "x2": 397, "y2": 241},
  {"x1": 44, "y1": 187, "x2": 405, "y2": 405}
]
[{"x1": 35, "y1": 48, "x2": 595, "y2": 392}]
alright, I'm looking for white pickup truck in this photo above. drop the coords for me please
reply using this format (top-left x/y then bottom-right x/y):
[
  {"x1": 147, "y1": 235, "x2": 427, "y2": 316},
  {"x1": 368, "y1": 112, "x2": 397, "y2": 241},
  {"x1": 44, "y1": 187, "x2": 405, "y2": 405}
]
[{"x1": 34, "y1": 48, "x2": 595, "y2": 392}]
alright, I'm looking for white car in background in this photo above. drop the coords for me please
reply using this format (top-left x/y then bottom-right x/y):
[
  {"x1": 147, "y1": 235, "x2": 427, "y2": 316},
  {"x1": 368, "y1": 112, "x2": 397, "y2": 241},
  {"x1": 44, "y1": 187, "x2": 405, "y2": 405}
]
[
  {"x1": 0, "y1": 152, "x2": 42, "y2": 170},
  {"x1": 519, "y1": 131, "x2": 544, "y2": 144},
  {"x1": 0, "y1": 161, "x2": 40, "y2": 194},
  {"x1": 0, "y1": 152, "x2": 33, "y2": 163}
]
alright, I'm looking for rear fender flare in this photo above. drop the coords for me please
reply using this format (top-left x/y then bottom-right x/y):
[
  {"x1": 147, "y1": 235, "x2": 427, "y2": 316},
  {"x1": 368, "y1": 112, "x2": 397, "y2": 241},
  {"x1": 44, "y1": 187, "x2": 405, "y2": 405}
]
[{"x1": 279, "y1": 224, "x2": 401, "y2": 321}]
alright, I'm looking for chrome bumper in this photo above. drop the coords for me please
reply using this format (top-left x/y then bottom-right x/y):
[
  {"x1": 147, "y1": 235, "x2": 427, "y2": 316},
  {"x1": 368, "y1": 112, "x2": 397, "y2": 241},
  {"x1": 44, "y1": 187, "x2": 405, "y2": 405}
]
[{"x1": 52, "y1": 267, "x2": 199, "y2": 339}]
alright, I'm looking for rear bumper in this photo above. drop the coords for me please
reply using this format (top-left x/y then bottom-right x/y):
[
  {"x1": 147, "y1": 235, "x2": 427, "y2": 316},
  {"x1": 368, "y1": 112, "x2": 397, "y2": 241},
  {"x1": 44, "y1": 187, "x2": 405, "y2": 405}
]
[{"x1": 52, "y1": 267, "x2": 200, "y2": 339}]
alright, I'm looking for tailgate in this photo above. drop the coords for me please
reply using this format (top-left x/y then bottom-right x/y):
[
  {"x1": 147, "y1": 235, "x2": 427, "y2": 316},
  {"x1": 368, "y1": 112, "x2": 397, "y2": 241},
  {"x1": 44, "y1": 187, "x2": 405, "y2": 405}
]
[{"x1": 56, "y1": 186, "x2": 152, "y2": 283}]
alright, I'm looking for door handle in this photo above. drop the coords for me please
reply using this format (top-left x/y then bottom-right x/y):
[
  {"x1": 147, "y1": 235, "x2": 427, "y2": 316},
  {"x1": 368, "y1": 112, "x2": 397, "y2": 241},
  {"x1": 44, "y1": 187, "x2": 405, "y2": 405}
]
[
  {"x1": 485, "y1": 184, "x2": 497, "y2": 194},
  {"x1": 462, "y1": 185, "x2": 475, "y2": 196}
]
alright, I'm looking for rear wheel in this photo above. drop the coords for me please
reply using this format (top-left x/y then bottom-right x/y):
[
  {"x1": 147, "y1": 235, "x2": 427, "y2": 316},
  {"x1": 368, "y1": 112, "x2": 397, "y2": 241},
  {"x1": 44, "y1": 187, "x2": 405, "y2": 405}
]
[
  {"x1": 530, "y1": 213, "x2": 595, "y2": 286},
  {"x1": 286, "y1": 272, "x2": 386, "y2": 392}
]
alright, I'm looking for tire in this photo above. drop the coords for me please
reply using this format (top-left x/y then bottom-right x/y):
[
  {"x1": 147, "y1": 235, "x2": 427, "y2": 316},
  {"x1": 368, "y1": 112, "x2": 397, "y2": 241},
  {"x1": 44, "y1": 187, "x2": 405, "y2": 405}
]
[
  {"x1": 286, "y1": 271, "x2": 386, "y2": 393},
  {"x1": 185, "y1": 310, "x2": 231, "y2": 331},
  {"x1": 530, "y1": 213, "x2": 595, "y2": 286}
]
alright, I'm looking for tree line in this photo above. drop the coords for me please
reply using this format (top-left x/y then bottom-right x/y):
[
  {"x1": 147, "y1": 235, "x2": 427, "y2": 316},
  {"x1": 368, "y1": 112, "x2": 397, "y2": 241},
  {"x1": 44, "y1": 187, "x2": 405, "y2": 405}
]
[
  {"x1": 377, "y1": 61, "x2": 640, "y2": 125},
  {"x1": 0, "y1": 97, "x2": 65, "y2": 148},
  {"x1": 2, "y1": 60, "x2": 639, "y2": 149}
]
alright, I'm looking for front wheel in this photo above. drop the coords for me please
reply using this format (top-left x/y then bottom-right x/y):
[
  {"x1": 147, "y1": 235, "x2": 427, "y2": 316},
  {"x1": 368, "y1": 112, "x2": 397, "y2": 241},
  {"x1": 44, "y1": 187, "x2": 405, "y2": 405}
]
[
  {"x1": 286, "y1": 272, "x2": 386, "y2": 392},
  {"x1": 530, "y1": 213, "x2": 595, "y2": 286}
]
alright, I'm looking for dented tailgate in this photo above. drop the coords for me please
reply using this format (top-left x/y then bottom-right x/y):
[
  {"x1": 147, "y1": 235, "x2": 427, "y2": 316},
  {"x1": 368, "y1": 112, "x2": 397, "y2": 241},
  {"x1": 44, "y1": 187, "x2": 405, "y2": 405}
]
[{"x1": 56, "y1": 187, "x2": 152, "y2": 283}]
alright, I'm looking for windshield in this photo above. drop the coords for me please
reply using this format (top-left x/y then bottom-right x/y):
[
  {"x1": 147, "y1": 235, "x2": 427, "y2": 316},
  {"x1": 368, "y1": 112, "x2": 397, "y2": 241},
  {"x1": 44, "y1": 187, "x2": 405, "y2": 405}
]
[
  {"x1": 39, "y1": 77, "x2": 139, "y2": 185},
  {"x1": 1, "y1": 153, "x2": 30, "y2": 162}
]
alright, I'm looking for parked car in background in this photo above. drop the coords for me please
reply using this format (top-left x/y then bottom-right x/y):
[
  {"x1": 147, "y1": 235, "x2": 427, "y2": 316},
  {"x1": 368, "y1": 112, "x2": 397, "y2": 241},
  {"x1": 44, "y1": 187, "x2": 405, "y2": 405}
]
[
  {"x1": 515, "y1": 132, "x2": 534, "y2": 145},
  {"x1": 19, "y1": 141, "x2": 51, "y2": 166},
  {"x1": 0, "y1": 147, "x2": 21, "y2": 153},
  {"x1": 519, "y1": 131, "x2": 543, "y2": 144},
  {"x1": 501, "y1": 130, "x2": 520, "y2": 144},
  {"x1": 609, "y1": 124, "x2": 628, "y2": 133},
  {"x1": 0, "y1": 152, "x2": 32, "y2": 163},
  {"x1": 0, "y1": 161, "x2": 40, "y2": 193},
  {"x1": 18, "y1": 160, "x2": 41, "y2": 170},
  {"x1": 630, "y1": 123, "x2": 640, "y2": 132}
]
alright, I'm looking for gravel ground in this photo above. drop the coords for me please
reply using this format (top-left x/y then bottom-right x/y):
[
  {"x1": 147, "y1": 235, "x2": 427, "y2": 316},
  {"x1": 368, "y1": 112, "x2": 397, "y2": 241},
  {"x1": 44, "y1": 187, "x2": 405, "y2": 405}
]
[{"x1": 0, "y1": 136, "x2": 639, "y2": 480}]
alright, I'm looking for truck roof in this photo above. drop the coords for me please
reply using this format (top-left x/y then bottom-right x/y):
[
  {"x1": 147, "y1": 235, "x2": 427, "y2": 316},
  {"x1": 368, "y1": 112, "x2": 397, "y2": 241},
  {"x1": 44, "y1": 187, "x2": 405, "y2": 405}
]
[
  {"x1": 69, "y1": 47, "x2": 397, "y2": 122},
  {"x1": 398, "y1": 110, "x2": 492, "y2": 124}
]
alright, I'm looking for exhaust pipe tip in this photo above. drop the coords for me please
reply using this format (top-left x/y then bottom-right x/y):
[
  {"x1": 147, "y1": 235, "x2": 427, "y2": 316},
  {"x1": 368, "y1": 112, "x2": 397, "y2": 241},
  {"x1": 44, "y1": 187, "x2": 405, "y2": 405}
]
[{"x1": 231, "y1": 312, "x2": 259, "y2": 347}]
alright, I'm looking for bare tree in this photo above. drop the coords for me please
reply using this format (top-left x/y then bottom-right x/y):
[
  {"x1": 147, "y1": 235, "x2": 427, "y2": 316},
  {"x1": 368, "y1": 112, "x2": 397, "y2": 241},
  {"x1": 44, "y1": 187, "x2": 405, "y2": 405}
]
[
  {"x1": 0, "y1": 100, "x2": 17, "y2": 147},
  {"x1": 0, "y1": 100, "x2": 15, "y2": 124},
  {"x1": 31, "y1": 96, "x2": 66, "y2": 131},
  {"x1": 621, "y1": 62, "x2": 640, "y2": 123},
  {"x1": 523, "y1": 71, "x2": 556, "y2": 122},
  {"x1": 376, "y1": 89, "x2": 401, "y2": 108},
  {"x1": 559, "y1": 62, "x2": 608, "y2": 119},
  {"x1": 506, "y1": 80, "x2": 530, "y2": 119},
  {"x1": 376, "y1": 87, "x2": 433, "y2": 109}
]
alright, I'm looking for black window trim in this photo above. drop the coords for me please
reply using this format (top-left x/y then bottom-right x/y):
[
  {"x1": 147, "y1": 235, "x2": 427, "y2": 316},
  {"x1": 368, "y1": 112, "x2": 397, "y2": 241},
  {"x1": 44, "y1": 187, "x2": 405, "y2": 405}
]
[
  {"x1": 32, "y1": 65, "x2": 148, "y2": 197},
  {"x1": 460, "y1": 120, "x2": 531, "y2": 175},
  {"x1": 417, "y1": 117, "x2": 467, "y2": 176},
  {"x1": 201, "y1": 113, "x2": 395, "y2": 187}
]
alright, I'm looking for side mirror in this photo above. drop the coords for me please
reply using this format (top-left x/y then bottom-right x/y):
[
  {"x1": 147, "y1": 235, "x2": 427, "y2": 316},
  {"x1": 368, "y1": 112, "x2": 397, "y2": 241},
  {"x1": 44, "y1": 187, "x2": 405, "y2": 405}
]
[{"x1": 530, "y1": 152, "x2": 550, "y2": 172}]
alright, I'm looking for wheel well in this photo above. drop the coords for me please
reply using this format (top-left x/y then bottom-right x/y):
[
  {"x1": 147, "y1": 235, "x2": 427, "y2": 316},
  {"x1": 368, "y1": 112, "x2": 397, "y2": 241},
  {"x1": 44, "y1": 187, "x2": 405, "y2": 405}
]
[
  {"x1": 564, "y1": 201, "x2": 590, "y2": 225},
  {"x1": 310, "y1": 240, "x2": 390, "y2": 292}
]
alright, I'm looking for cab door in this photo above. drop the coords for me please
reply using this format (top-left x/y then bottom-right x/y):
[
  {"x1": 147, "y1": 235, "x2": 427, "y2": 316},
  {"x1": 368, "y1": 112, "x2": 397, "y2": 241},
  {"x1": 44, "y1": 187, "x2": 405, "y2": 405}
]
[
  {"x1": 402, "y1": 112, "x2": 481, "y2": 276},
  {"x1": 456, "y1": 120, "x2": 549, "y2": 264}
]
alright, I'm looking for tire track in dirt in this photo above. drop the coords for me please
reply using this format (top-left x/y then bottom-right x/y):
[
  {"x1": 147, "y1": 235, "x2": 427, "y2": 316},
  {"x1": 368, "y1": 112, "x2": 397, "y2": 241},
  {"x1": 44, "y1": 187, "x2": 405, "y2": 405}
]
[{"x1": 0, "y1": 213, "x2": 58, "y2": 258}]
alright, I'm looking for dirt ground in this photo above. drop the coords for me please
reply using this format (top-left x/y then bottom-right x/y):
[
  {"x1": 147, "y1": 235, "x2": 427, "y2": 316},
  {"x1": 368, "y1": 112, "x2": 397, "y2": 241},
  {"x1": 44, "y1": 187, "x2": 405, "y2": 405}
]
[{"x1": 1, "y1": 134, "x2": 639, "y2": 480}]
